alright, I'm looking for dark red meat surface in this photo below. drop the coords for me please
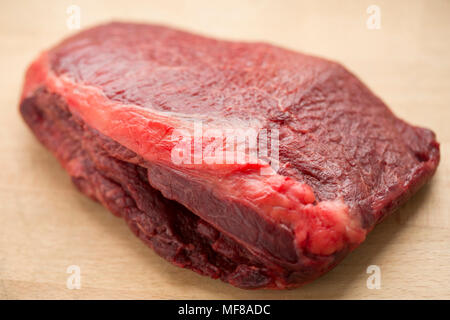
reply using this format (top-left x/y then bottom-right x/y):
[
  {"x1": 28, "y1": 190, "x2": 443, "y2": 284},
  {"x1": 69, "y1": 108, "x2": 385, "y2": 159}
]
[{"x1": 19, "y1": 22, "x2": 440, "y2": 289}]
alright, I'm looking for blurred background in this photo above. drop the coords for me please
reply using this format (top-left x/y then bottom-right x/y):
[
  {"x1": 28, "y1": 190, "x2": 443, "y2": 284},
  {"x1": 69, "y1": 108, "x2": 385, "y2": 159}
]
[{"x1": 1, "y1": 0, "x2": 449, "y2": 299}]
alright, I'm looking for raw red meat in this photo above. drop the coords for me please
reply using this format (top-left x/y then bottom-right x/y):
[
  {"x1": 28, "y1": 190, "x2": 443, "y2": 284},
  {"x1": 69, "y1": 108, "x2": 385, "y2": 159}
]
[{"x1": 19, "y1": 22, "x2": 440, "y2": 289}]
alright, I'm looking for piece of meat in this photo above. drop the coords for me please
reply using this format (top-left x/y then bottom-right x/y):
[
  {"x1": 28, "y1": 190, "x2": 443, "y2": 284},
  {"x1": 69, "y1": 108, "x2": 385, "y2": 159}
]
[{"x1": 19, "y1": 22, "x2": 440, "y2": 289}]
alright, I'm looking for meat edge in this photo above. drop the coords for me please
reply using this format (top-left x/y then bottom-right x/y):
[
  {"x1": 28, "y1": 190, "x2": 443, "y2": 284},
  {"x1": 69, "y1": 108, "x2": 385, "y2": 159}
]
[{"x1": 19, "y1": 88, "x2": 354, "y2": 289}]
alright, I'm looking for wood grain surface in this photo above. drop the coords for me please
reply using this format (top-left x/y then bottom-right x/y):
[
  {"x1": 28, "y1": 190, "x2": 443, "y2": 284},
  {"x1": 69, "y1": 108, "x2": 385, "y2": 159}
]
[{"x1": 1, "y1": 0, "x2": 449, "y2": 299}]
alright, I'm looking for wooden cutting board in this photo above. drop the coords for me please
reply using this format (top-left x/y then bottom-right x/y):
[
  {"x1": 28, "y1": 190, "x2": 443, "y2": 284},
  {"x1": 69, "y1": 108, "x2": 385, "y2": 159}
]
[{"x1": 1, "y1": 0, "x2": 449, "y2": 299}]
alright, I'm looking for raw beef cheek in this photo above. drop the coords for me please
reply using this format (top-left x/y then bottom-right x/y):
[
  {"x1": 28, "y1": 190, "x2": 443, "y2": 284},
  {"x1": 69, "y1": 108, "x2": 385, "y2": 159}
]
[{"x1": 19, "y1": 22, "x2": 440, "y2": 289}]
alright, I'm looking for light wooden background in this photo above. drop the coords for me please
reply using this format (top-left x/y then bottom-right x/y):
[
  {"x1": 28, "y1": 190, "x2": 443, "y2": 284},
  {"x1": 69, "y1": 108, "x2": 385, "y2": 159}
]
[{"x1": 1, "y1": 0, "x2": 449, "y2": 299}]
